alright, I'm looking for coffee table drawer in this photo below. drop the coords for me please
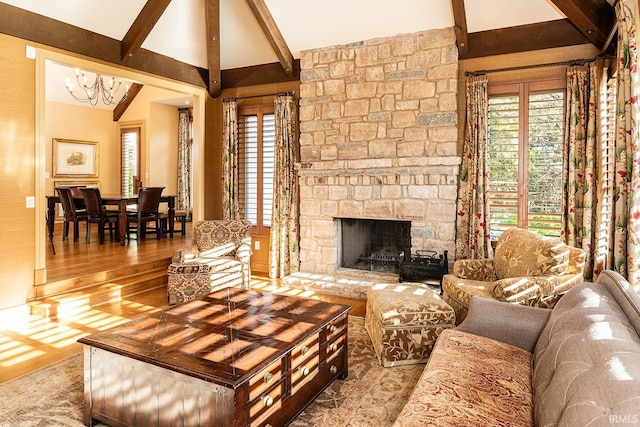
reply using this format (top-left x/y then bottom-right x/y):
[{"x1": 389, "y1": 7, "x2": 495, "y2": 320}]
[
  {"x1": 247, "y1": 378, "x2": 284, "y2": 426},
  {"x1": 249, "y1": 358, "x2": 284, "y2": 402}
]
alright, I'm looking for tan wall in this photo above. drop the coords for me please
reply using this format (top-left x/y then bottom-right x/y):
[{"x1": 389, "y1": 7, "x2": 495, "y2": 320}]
[
  {"x1": 45, "y1": 102, "x2": 120, "y2": 194},
  {"x1": 0, "y1": 34, "x2": 36, "y2": 308}
]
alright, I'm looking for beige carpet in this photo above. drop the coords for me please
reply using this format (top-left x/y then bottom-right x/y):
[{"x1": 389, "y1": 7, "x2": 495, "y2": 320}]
[{"x1": 0, "y1": 317, "x2": 423, "y2": 427}]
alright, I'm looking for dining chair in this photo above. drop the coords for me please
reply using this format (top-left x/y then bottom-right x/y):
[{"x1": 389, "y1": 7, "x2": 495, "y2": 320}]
[
  {"x1": 56, "y1": 187, "x2": 88, "y2": 242},
  {"x1": 81, "y1": 187, "x2": 119, "y2": 244},
  {"x1": 127, "y1": 187, "x2": 165, "y2": 241}
]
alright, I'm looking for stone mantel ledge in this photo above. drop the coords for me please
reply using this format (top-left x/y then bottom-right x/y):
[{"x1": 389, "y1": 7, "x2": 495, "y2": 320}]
[{"x1": 295, "y1": 156, "x2": 461, "y2": 176}]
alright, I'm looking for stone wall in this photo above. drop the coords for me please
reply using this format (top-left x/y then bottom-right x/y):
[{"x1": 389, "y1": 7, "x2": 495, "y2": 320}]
[{"x1": 297, "y1": 27, "x2": 461, "y2": 276}]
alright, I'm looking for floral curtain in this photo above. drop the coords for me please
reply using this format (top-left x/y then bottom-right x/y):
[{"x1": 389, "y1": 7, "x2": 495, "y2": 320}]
[
  {"x1": 599, "y1": 0, "x2": 640, "y2": 285},
  {"x1": 562, "y1": 64, "x2": 598, "y2": 279},
  {"x1": 221, "y1": 99, "x2": 240, "y2": 220},
  {"x1": 455, "y1": 74, "x2": 492, "y2": 260},
  {"x1": 177, "y1": 108, "x2": 193, "y2": 220},
  {"x1": 269, "y1": 94, "x2": 300, "y2": 278}
]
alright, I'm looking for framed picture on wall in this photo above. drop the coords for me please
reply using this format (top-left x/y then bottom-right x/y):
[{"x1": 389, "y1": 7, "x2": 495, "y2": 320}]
[{"x1": 53, "y1": 138, "x2": 99, "y2": 178}]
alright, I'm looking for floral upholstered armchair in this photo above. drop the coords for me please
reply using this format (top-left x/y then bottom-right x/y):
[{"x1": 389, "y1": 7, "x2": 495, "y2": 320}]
[
  {"x1": 167, "y1": 220, "x2": 252, "y2": 305},
  {"x1": 442, "y1": 228, "x2": 586, "y2": 323}
]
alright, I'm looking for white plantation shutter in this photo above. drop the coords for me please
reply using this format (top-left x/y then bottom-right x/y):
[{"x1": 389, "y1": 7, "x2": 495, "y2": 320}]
[
  {"x1": 238, "y1": 108, "x2": 275, "y2": 230},
  {"x1": 488, "y1": 94, "x2": 519, "y2": 238}
]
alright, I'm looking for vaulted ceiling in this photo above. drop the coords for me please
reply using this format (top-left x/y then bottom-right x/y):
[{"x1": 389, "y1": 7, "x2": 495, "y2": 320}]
[{"x1": 0, "y1": 0, "x2": 615, "y2": 98}]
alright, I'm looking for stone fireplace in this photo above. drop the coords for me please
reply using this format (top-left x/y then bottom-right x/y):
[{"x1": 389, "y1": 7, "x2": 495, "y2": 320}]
[{"x1": 297, "y1": 27, "x2": 461, "y2": 278}]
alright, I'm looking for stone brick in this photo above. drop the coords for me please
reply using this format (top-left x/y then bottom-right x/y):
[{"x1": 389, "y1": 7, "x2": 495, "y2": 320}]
[
  {"x1": 324, "y1": 79, "x2": 346, "y2": 95},
  {"x1": 321, "y1": 145, "x2": 338, "y2": 160},
  {"x1": 299, "y1": 104, "x2": 317, "y2": 121},
  {"x1": 391, "y1": 36, "x2": 416, "y2": 56},
  {"x1": 301, "y1": 67, "x2": 330, "y2": 82},
  {"x1": 318, "y1": 49, "x2": 338, "y2": 64},
  {"x1": 320, "y1": 200, "x2": 339, "y2": 216},
  {"x1": 396, "y1": 100, "x2": 420, "y2": 111},
  {"x1": 406, "y1": 49, "x2": 441, "y2": 69},
  {"x1": 438, "y1": 184, "x2": 458, "y2": 200},
  {"x1": 369, "y1": 139, "x2": 396, "y2": 158},
  {"x1": 300, "y1": 146, "x2": 321, "y2": 162},
  {"x1": 350, "y1": 122, "x2": 378, "y2": 141},
  {"x1": 313, "y1": 131, "x2": 326, "y2": 146},
  {"x1": 369, "y1": 112, "x2": 391, "y2": 122},
  {"x1": 300, "y1": 50, "x2": 314, "y2": 70},
  {"x1": 339, "y1": 199, "x2": 364, "y2": 218},
  {"x1": 428, "y1": 64, "x2": 458, "y2": 80},
  {"x1": 310, "y1": 219, "x2": 335, "y2": 239},
  {"x1": 322, "y1": 102, "x2": 343, "y2": 119},
  {"x1": 338, "y1": 142, "x2": 368, "y2": 159},
  {"x1": 378, "y1": 81, "x2": 403, "y2": 94},
  {"x1": 386, "y1": 70, "x2": 425, "y2": 81},
  {"x1": 354, "y1": 186, "x2": 372, "y2": 200},
  {"x1": 381, "y1": 185, "x2": 402, "y2": 199},
  {"x1": 395, "y1": 199, "x2": 427, "y2": 219},
  {"x1": 344, "y1": 100, "x2": 370, "y2": 117},
  {"x1": 417, "y1": 112, "x2": 457, "y2": 127},
  {"x1": 366, "y1": 66, "x2": 385, "y2": 82},
  {"x1": 404, "y1": 127, "x2": 427, "y2": 141},
  {"x1": 429, "y1": 126, "x2": 458, "y2": 142},
  {"x1": 330, "y1": 61, "x2": 355, "y2": 78},
  {"x1": 403, "y1": 81, "x2": 436, "y2": 99},
  {"x1": 300, "y1": 120, "x2": 332, "y2": 132},
  {"x1": 419, "y1": 98, "x2": 439, "y2": 113},
  {"x1": 435, "y1": 141, "x2": 458, "y2": 156},
  {"x1": 438, "y1": 92, "x2": 457, "y2": 112},
  {"x1": 363, "y1": 200, "x2": 393, "y2": 217},
  {"x1": 397, "y1": 141, "x2": 425, "y2": 157},
  {"x1": 408, "y1": 185, "x2": 438, "y2": 199},
  {"x1": 392, "y1": 111, "x2": 416, "y2": 128},
  {"x1": 346, "y1": 82, "x2": 378, "y2": 99},
  {"x1": 300, "y1": 82, "x2": 317, "y2": 98},
  {"x1": 299, "y1": 132, "x2": 314, "y2": 146},
  {"x1": 426, "y1": 200, "x2": 457, "y2": 221},
  {"x1": 355, "y1": 45, "x2": 379, "y2": 67}
]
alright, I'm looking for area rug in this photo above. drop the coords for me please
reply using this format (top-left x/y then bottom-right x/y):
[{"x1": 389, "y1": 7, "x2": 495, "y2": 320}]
[{"x1": 0, "y1": 317, "x2": 423, "y2": 427}]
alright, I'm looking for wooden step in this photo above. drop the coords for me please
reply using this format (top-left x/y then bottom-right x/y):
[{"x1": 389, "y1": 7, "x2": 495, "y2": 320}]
[
  {"x1": 30, "y1": 260, "x2": 171, "y2": 320},
  {"x1": 35, "y1": 258, "x2": 172, "y2": 300}
]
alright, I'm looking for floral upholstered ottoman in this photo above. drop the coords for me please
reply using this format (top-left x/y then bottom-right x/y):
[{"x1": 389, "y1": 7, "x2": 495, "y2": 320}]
[{"x1": 365, "y1": 283, "x2": 456, "y2": 367}]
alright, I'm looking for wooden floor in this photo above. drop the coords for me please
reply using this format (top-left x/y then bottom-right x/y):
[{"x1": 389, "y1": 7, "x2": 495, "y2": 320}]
[{"x1": 0, "y1": 222, "x2": 365, "y2": 384}]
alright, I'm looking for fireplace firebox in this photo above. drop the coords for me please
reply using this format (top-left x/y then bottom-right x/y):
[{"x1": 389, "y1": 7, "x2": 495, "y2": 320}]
[{"x1": 337, "y1": 218, "x2": 411, "y2": 273}]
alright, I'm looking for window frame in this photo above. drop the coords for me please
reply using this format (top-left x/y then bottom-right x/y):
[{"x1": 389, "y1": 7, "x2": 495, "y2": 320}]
[{"x1": 487, "y1": 78, "x2": 566, "y2": 237}]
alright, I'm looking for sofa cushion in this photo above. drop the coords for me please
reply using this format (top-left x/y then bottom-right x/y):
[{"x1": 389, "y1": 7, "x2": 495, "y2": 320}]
[
  {"x1": 393, "y1": 329, "x2": 533, "y2": 427},
  {"x1": 597, "y1": 269, "x2": 640, "y2": 335},
  {"x1": 533, "y1": 281, "x2": 640, "y2": 426},
  {"x1": 493, "y1": 228, "x2": 569, "y2": 279}
]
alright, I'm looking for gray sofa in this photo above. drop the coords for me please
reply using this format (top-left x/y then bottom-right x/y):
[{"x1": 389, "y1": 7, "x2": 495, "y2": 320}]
[{"x1": 393, "y1": 270, "x2": 640, "y2": 426}]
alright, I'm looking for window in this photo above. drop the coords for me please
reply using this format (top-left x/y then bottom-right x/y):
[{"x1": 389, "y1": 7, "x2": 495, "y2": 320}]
[
  {"x1": 238, "y1": 106, "x2": 275, "y2": 233},
  {"x1": 487, "y1": 80, "x2": 565, "y2": 238},
  {"x1": 120, "y1": 126, "x2": 141, "y2": 194}
]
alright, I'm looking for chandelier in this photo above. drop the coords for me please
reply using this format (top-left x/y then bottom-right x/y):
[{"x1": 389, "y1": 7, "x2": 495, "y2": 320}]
[{"x1": 65, "y1": 69, "x2": 130, "y2": 106}]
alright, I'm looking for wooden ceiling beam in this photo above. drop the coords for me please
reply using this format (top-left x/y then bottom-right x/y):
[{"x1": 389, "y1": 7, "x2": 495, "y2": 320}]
[
  {"x1": 461, "y1": 19, "x2": 591, "y2": 59},
  {"x1": 205, "y1": 0, "x2": 221, "y2": 97},
  {"x1": 245, "y1": 0, "x2": 294, "y2": 77},
  {"x1": 121, "y1": 0, "x2": 172, "y2": 64},
  {"x1": 0, "y1": 2, "x2": 207, "y2": 88},
  {"x1": 451, "y1": 0, "x2": 468, "y2": 57},
  {"x1": 549, "y1": 0, "x2": 614, "y2": 49},
  {"x1": 113, "y1": 83, "x2": 143, "y2": 121}
]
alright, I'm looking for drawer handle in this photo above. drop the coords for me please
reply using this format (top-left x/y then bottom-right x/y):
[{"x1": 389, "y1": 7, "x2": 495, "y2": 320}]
[
  {"x1": 264, "y1": 372, "x2": 273, "y2": 384},
  {"x1": 300, "y1": 366, "x2": 310, "y2": 376},
  {"x1": 329, "y1": 325, "x2": 337, "y2": 333},
  {"x1": 301, "y1": 345, "x2": 310, "y2": 355},
  {"x1": 330, "y1": 365, "x2": 338, "y2": 374},
  {"x1": 263, "y1": 396, "x2": 273, "y2": 407},
  {"x1": 330, "y1": 343, "x2": 338, "y2": 352}
]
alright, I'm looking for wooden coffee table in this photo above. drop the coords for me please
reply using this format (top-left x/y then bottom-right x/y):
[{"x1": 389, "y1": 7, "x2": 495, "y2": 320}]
[{"x1": 78, "y1": 287, "x2": 351, "y2": 427}]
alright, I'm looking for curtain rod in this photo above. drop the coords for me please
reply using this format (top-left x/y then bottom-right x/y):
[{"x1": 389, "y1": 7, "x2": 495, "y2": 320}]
[
  {"x1": 222, "y1": 90, "x2": 296, "y2": 103},
  {"x1": 465, "y1": 57, "x2": 599, "y2": 77}
]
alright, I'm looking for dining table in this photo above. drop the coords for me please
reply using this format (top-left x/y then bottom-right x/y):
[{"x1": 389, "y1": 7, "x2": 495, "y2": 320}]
[{"x1": 46, "y1": 193, "x2": 176, "y2": 246}]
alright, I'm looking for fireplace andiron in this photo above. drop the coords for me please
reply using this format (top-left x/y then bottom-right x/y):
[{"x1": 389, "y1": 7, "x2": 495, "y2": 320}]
[{"x1": 399, "y1": 249, "x2": 449, "y2": 294}]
